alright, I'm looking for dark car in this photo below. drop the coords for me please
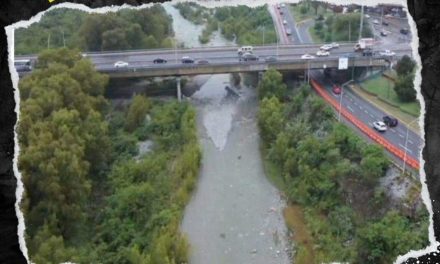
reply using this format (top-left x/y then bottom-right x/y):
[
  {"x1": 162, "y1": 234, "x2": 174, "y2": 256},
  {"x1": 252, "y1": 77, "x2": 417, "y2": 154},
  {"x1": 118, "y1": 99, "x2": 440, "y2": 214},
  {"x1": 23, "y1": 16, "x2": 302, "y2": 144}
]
[
  {"x1": 264, "y1": 56, "x2": 277, "y2": 62},
  {"x1": 380, "y1": 30, "x2": 388, "y2": 37},
  {"x1": 383, "y1": 116, "x2": 398, "y2": 127},
  {"x1": 181, "y1": 56, "x2": 195, "y2": 64},
  {"x1": 240, "y1": 53, "x2": 259, "y2": 62},
  {"x1": 400, "y1": 28, "x2": 409, "y2": 35},
  {"x1": 153, "y1": 58, "x2": 167, "y2": 64},
  {"x1": 362, "y1": 48, "x2": 373, "y2": 57},
  {"x1": 382, "y1": 21, "x2": 389, "y2": 26}
]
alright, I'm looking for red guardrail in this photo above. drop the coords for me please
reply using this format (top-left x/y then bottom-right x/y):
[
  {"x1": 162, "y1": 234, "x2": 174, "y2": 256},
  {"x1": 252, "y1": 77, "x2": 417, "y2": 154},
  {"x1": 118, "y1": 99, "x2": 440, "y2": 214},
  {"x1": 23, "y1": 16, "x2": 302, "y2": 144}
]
[{"x1": 310, "y1": 78, "x2": 420, "y2": 170}]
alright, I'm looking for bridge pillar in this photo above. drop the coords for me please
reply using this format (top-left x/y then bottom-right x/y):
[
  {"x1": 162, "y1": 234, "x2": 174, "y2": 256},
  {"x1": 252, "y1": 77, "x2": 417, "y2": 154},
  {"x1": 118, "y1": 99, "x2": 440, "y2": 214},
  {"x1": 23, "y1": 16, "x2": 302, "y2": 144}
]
[{"x1": 176, "y1": 76, "x2": 182, "y2": 102}]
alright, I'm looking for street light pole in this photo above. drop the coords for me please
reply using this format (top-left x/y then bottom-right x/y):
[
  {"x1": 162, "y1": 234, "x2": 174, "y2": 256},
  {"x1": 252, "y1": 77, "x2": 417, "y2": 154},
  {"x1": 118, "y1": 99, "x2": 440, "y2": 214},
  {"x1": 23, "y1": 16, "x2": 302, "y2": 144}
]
[
  {"x1": 402, "y1": 118, "x2": 418, "y2": 175},
  {"x1": 359, "y1": 5, "x2": 364, "y2": 40},
  {"x1": 338, "y1": 85, "x2": 344, "y2": 121}
]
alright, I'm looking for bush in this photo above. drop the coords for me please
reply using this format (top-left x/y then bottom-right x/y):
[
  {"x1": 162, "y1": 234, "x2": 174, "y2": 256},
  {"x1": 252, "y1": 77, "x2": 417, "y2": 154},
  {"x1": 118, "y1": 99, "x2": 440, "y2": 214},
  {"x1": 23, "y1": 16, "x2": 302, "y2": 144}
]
[{"x1": 394, "y1": 74, "x2": 416, "y2": 102}]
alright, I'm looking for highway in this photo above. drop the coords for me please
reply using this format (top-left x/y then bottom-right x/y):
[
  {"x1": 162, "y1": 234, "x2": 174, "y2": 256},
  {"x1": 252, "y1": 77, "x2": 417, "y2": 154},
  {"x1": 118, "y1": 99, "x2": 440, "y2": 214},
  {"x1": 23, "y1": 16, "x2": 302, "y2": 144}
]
[{"x1": 16, "y1": 42, "x2": 411, "y2": 73}]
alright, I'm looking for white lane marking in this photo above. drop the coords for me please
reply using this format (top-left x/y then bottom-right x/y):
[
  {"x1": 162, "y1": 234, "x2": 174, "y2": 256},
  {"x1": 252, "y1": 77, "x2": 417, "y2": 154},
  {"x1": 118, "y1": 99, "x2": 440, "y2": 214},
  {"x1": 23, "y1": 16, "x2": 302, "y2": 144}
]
[
  {"x1": 369, "y1": 114, "x2": 375, "y2": 119},
  {"x1": 353, "y1": 102, "x2": 358, "y2": 106},
  {"x1": 347, "y1": 105, "x2": 354, "y2": 112},
  {"x1": 364, "y1": 110, "x2": 369, "y2": 114},
  {"x1": 399, "y1": 134, "x2": 405, "y2": 138},
  {"x1": 399, "y1": 143, "x2": 413, "y2": 154},
  {"x1": 408, "y1": 140, "x2": 414, "y2": 145},
  {"x1": 359, "y1": 106, "x2": 363, "y2": 110},
  {"x1": 390, "y1": 128, "x2": 396, "y2": 133}
]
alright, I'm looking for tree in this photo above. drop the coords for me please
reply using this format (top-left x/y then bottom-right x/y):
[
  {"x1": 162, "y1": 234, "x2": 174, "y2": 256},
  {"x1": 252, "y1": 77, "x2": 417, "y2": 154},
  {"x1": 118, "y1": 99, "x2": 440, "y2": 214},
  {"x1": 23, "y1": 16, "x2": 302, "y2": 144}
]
[
  {"x1": 257, "y1": 68, "x2": 287, "y2": 100},
  {"x1": 125, "y1": 95, "x2": 152, "y2": 132},
  {"x1": 394, "y1": 73, "x2": 416, "y2": 102},
  {"x1": 258, "y1": 96, "x2": 285, "y2": 143},
  {"x1": 395, "y1": 55, "x2": 416, "y2": 77}
]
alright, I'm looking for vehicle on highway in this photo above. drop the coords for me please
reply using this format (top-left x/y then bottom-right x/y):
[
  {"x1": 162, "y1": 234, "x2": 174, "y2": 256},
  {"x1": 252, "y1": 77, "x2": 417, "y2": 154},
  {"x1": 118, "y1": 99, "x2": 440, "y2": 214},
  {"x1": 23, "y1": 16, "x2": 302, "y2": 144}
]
[
  {"x1": 153, "y1": 58, "x2": 167, "y2": 64},
  {"x1": 379, "y1": 50, "x2": 396, "y2": 56},
  {"x1": 14, "y1": 59, "x2": 32, "y2": 72},
  {"x1": 181, "y1": 56, "x2": 195, "y2": 64},
  {"x1": 320, "y1": 44, "x2": 333, "y2": 51},
  {"x1": 114, "y1": 61, "x2": 129, "y2": 68},
  {"x1": 373, "y1": 19, "x2": 380, "y2": 25},
  {"x1": 384, "y1": 14, "x2": 393, "y2": 18},
  {"x1": 365, "y1": 14, "x2": 370, "y2": 18},
  {"x1": 197, "y1": 59, "x2": 209, "y2": 64},
  {"x1": 316, "y1": 50, "x2": 330, "y2": 57},
  {"x1": 383, "y1": 116, "x2": 398, "y2": 127},
  {"x1": 240, "y1": 53, "x2": 259, "y2": 62},
  {"x1": 301, "y1": 54, "x2": 315, "y2": 60},
  {"x1": 354, "y1": 38, "x2": 375, "y2": 51},
  {"x1": 238, "y1": 46, "x2": 253, "y2": 55},
  {"x1": 332, "y1": 84, "x2": 342, "y2": 95},
  {"x1": 276, "y1": 4, "x2": 280, "y2": 9},
  {"x1": 373, "y1": 121, "x2": 387, "y2": 132},
  {"x1": 382, "y1": 21, "x2": 389, "y2": 26},
  {"x1": 283, "y1": 19, "x2": 287, "y2": 25},
  {"x1": 330, "y1": 42, "x2": 339, "y2": 48},
  {"x1": 285, "y1": 28, "x2": 292, "y2": 35},
  {"x1": 380, "y1": 30, "x2": 388, "y2": 37},
  {"x1": 264, "y1": 56, "x2": 277, "y2": 62},
  {"x1": 400, "y1": 28, "x2": 409, "y2": 35},
  {"x1": 279, "y1": 9, "x2": 284, "y2": 14},
  {"x1": 362, "y1": 48, "x2": 373, "y2": 56},
  {"x1": 281, "y1": 3, "x2": 286, "y2": 7}
]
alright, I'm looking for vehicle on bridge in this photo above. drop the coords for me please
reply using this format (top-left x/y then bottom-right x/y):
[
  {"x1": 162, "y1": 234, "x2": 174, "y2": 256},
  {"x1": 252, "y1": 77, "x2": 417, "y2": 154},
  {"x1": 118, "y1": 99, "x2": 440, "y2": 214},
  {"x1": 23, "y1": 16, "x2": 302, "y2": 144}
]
[
  {"x1": 238, "y1": 46, "x2": 253, "y2": 55},
  {"x1": 14, "y1": 59, "x2": 32, "y2": 72},
  {"x1": 362, "y1": 48, "x2": 374, "y2": 56},
  {"x1": 153, "y1": 58, "x2": 167, "y2": 64},
  {"x1": 354, "y1": 38, "x2": 375, "y2": 51},
  {"x1": 316, "y1": 50, "x2": 330, "y2": 57},
  {"x1": 114, "y1": 61, "x2": 129, "y2": 68},
  {"x1": 240, "y1": 53, "x2": 259, "y2": 62},
  {"x1": 379, "y1": 50, "x2": 396, "y2": 57},
  {"x1": 285, "y1": 28, "x2": 292, "y2": 35},
  {"x1": 373, "y1": 121, "x2": 387, "y2": 132},
  {"x1": 400, "y1": 28, "x2": 409, "y2": 35},
  {"x1": 264, "y1": 56, "x2": 277, "y2": 62},
  {"x1": 181, "y1": 56, "x2": 195, "y2": 64},
  {"x1": 301, "y1": 53, "x2": 315, "y2": 60}
]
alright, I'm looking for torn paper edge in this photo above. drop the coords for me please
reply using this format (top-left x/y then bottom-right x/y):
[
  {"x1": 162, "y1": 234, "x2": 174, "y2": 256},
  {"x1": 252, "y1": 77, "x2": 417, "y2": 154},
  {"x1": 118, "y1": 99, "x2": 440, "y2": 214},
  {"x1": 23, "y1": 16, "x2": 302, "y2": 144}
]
[{"x1": 4, "y1": 0, "x2": 436, "y2": 263}]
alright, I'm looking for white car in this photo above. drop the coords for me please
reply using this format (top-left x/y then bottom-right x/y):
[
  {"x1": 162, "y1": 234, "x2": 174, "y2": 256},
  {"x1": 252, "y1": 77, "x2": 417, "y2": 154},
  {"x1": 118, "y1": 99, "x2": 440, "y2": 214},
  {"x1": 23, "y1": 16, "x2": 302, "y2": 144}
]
[
  {"x1": 373, "y1": 121, "x2": 387, "y2": 132},
  {"x1": 373, "y1": 19, "x2": 380, "y2": 25},
  {"x1": 316, "y1": 50, "x2": 330, "y2": 57},
  {"x1": 330, "y1": 42, "x2": 339, "y2": 48},
  {"x1": 379, "y1": 50, "x2": 396, "y2": 56},
  {"x1": 320, "y1": 44, "x2": 333, "y2": 51},
  {"x1": 281, "y1": 3, "x2": 286, "y2": 7},
  {"x1": 114, "y1": 61, "x2": 129, "y2": 68},
  {"x1": 365, "y1": 14, "x2": 370, "y2": 18},
  {"x1": 283, "y1": 20, "x2": 287, "y2": 25},
  {"x1": 301, "y1": 54, "x2": 315, "y2": 60}
]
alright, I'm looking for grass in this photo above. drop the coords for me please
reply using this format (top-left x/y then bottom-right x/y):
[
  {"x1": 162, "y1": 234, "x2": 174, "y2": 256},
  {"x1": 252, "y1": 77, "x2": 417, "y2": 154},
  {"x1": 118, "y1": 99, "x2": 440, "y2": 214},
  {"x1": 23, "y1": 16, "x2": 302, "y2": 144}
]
[
  {"x1": 289, "y1": 3, "x2": 332, "y2": 23},
  {"x1": 362, "y1": 75, "x2": 420, "y2": 117},
  {"x1": 308, "y1": 27, "x2": 324, "y2": 43}
]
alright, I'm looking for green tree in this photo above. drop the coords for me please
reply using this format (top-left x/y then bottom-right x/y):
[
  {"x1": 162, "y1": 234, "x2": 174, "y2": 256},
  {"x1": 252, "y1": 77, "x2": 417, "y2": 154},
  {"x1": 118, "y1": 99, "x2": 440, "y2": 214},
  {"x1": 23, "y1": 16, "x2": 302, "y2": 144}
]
[
  {"x1": 394, "y1": 73, "x2": 416, "y2": 102},
  {"x1": 257, "y1": 68, "x2": 287, "y2": 100},
  {"x1": 258, "y1": 96, "x2": 285, "y2": 142},
  {"x1": 125, "y1": 95, "x2": 152, "y2": 132},
  {"x1": 395, "y1": 55, "x2": 416, "y2": 77}
]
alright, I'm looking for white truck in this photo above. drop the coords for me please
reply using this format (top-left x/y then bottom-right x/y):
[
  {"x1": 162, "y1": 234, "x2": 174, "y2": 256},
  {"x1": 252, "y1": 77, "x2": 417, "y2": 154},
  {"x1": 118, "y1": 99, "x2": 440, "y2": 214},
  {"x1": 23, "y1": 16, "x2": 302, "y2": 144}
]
[{"x1": 354, "y1": 38, "x2": 375, "y2": 51}]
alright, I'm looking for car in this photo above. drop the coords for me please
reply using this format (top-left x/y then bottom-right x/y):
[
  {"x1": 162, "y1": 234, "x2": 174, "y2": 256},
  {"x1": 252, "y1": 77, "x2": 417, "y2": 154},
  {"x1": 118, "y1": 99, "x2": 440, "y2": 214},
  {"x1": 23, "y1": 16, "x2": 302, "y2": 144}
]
[
  {"x1": 373, "y1": 19, "x2": 380, "y2": 25},
  {"x1": 382, "y1": 21, "x2": 389, "y2": 26},
  {"x1": 379, "y1": 50, "x2": 396, "y2": 56},
  {"x1": 400, "y1": 28, "x2": 409, "y2": 35},
  {"x1": 373, "y1": 121, "x2": 387, "y2": 132},
  {"x1": 114, "y1": 61, "x2": 129, "y2": 68},
  {"x1": 240, "y1": 53, "x2": 259, "y2": 62},
  {"x1": 384, "y1": 14, "x2": 393, "y2": 18},
  {"x1": 285, "y1": 28, "x2": 292, "y2": 35},
  {"x1": 281, "y1": 3, "x2": 285, "y2": 7},
  {"x1": 276, "y1": 4, "x2": 280, "y2": 9},
  {"x1": 365, "y1": 14, "x2": 370, "y2": 18},
  {"x1": 320, "y1": 44, "x2": 333, "y2": 51},
  {"x1": 316, "y1": 50, "x2": 330, "y2": 56},
  {"x1": 279, "y1": 9, "x2": 284, "y2": 14},
  {"x1": 197, "y1": 59, "x2": 209, "y2": 64},
  {"x1": 329, "y1": 42, "x2": 339, "y2": 48},
  {"x1": 332, "y1": 84, "x2": 341, "y2": 95},
  {"x1": 181, "y1": 56, "x2": 195, "y2": 64},
  {"x1": 264, "y1": 56, "x2": 277, "y2": 62},
  {"x1": 283, "y1": 19, "x2": 287, "y2": 25},
  {"x1": 153, "y1": 58, "x2": 167, "y2": 64},
  {"x1": 238, "y1": 46, "x2": 253, "y2": 55},
  {"x1": 301, "y1": 54, "x2": 315, "y2": 60},
  {"x1": 362, "y1": 48, "x2": 373, "y2": 56},
  {"x1": 380, "y1": 30, "x2": 388, "y2": 37},
  {"x1": 383, "y1": 116, "x2": 398, "y2": 127}
]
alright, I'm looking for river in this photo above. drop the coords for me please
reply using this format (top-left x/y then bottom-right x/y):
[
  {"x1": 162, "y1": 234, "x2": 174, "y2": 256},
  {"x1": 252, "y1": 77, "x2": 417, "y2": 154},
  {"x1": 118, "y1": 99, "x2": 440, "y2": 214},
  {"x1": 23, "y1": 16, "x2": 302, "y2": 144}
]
[{"x1": 162, "y1": 3, "x2": 291, "y2": 263}]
